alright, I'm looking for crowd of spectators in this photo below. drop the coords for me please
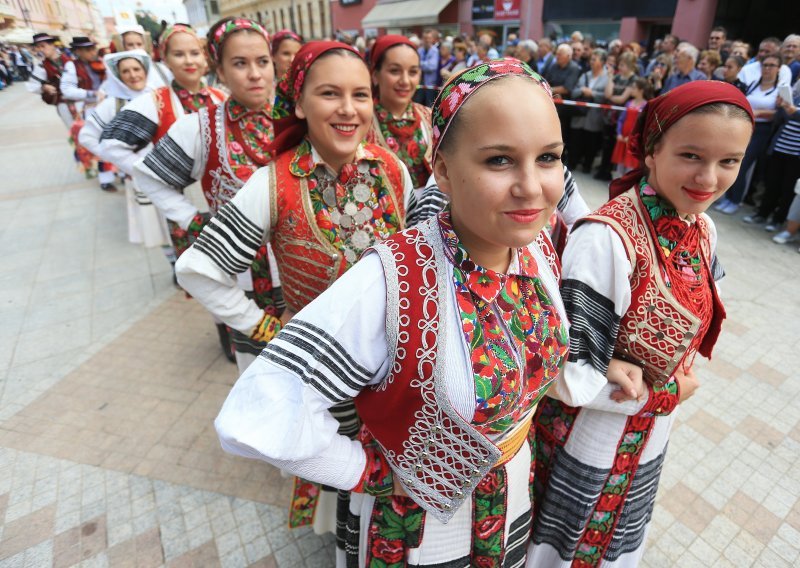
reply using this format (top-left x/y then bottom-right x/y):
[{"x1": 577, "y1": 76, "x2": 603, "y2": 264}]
[
  {"x1": 0, "y1": 44, "x2": 35, "y2": 88},
  {"x1": 375, "y1": 26, "x2": 800, "y2": 249}
]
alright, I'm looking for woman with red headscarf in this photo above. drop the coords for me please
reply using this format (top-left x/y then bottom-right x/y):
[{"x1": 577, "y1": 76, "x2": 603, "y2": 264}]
[
  {"x1": 271, "y1": 29, "x2": 303, "y2": 81},
  {"x1": 366, "y1": 35, "x2": 433, "y2": 188},
  {"x1": 175, "y1": 41, "x2": 412, "y2": 550},
  {"x1": 209, "y1": 58, "x2": 625, "y2": 567},
  {"x1": 530, "y1": 81, "x2": 754, "y2": 566}
]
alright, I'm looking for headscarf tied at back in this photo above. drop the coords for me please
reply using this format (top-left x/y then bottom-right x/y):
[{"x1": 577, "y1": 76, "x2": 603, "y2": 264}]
[
  {"x1": 101, "y1": 49, "x2": 152, "y2": 100},
  {"x1": 608, "y1": 80, "x2": 754, "y2": 199},
  {"x1": 267, "y1": 41, "x2": 362, "y2": 158},
  {"x1": 208, "y1": 18, "x2": 270, "y2": 63},
  {"x1": 159, "y1": 24, "x2": 197, "y2": 54},
  {"x1": 271, "y1": 29, "x2": 303, "y2": 56},
  {"x1": 368, "y1": 34, "x2": 417, "y2": 72},
  {"x1": 431, "y1": 58, "x2": 553, "y2": 164}
]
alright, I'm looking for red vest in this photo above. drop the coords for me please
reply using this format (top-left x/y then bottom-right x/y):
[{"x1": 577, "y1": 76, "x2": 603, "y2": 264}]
[
  {"x1": 268, "y1": 143, "x2": 405, "y2": 313},
  {"x1": 42, "y1": 55, "x2": 70, "y2": 105},
  {"x1": 579, "y1": 187, "x2": 725, "y2": 386},
  {"x1": 354, "y1": 220, "x2": 562, "y2": 523},
  {"x1": 153, "y1": 86, "x2": 226, "y2": 143},
  {"x1": 73, "y1": 59, "x2": 104, "y2": 91}
]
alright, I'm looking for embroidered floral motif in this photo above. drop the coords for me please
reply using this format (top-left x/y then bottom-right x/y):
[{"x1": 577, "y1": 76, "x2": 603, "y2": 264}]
[
  {"x1": 290, "y1": 139, "x2": 401, "y2": 264},
  {"x1": 208, "y1": 18, "x2": 269, "y2": 62},
  {"x1": 439, "y1": 212, "x2": 568, "y2": 434},
  {"x1": 225, "y1": 98, "x2": 274, "y2": 181},
  {"x1": 639, "y1": 179, "x2": 702, "y2": 283},
  {"x1": 365, "y1": 495, "x2": 424, "y2": 567},
  {"x1": 172, "y1": 80, "x2": 213, "y2": 113},
  {"x1": 288, "y1": 478, "x2": 319, "y2": 528},
  {"x1": 169, "y1": 212, "x2": 209, "y2": 257},
  {"x1": 470, "y1": 468, "x2": 508, "y2": 567},
  {"x1": 374, "y1": 102, "x2": 430, "y2": 187}
]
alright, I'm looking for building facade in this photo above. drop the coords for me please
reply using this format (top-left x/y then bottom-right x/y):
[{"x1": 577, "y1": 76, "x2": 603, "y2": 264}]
[
  {"x1": 332, "y1": 0, "x2": 795, "y2": 56},
  {"x1": 0, "y1": 0, "x2": 108, "y2": 45},
  {"x1": 218, "y1": 0, "x2": 331, "y2": 38},
  {"x1": 183, "y1": 0, "x2": 221, "y2": 34}
]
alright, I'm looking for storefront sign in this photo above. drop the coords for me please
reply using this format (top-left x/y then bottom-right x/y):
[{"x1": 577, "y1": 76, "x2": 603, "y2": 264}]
[
  {"x1": 472, "y1": 0, "x2": 494, "y2": 19},
  {"x1": 341, "y1": 0, "x2": 362, "y2": 6},
  {"x1": 494, "y1": 0, "x2": 520, "y2": 20}
]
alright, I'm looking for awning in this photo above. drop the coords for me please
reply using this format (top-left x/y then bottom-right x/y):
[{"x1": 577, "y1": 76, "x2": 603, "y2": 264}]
[{"x1": 362, "y1": 0, "x2": 453, "y2": 29}]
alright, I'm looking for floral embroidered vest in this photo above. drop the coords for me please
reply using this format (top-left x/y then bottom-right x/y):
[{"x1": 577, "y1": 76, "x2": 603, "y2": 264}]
[
  {"x1": 577, "y1": 187, "x2": 725, "y2": 386},
  {"x1": 268, "y1": 143, "x2": 405, "y2": 313},
  {"x1": 354, "y1": 219, "x2": 566, "y2": 524},
  {"x1": 367, "y1": 102, "x2": 433, "y2": 188}
]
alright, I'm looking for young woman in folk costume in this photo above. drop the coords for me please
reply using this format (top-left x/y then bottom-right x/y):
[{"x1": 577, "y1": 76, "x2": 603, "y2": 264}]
[
  {"x1": 79, "y1": 50, "x2": 167, "y2": 247},
  {"x1": 100, "y1": 24, "x2": 225, "y2": 254},
  {"x1": 366, "y1": 35, "x2": 433, "y2": 188},
  {"x1": 175, "y1": 41, "x2": 412, "y2": 556},
  {"x1": 271, "y1": 29, "x2": 303, "y2": 82},
  {"x1": 530, "y1": 81, "x2": 754, "y2": 567},
  {"x1": 133, "y1": 17, "x2": 281, "y2": 370},
  {"x1": 211, "y1": 59, "x2": 632, "y2": 568}
]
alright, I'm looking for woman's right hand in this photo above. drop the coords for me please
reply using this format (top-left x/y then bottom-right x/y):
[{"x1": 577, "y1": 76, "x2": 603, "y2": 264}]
[
  {"x1": 675, "y1": 367, "x2": 700, "y2": 403},
  {"x1": 607, "y1": 358, "x2": 645, "y2": 402}
]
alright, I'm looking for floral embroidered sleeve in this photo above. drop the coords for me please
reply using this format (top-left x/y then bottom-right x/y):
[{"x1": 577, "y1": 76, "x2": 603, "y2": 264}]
[{"x1": 637, "y1": 380, "x2": 680, "y2": 417}]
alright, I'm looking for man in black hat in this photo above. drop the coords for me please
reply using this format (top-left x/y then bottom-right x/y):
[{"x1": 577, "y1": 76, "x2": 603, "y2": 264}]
[
  {"x1": 60, "y1": 37, "x2": 118, "y2": 191},
  {"x1": 27, "y1": 33, "x2": 73, "y2": 120}
]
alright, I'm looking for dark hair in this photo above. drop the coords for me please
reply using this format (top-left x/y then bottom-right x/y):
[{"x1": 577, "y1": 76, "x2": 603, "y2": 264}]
[
  {"x1": 206, "y1": 17, "x2": 266, "y2": 63},
  {"x1": 373, "y1": 43, "x2": 419, "y2": 72},
  {"x1": 711, "y1": 26, "x2": 727, "y2": 37},
  {"x1": 761, "y1": 36, "x2": 782, "y2": 46},
  {"x1": 633, "y1": 77, "x2": 654, "y2": 100},
  {"x1": 726, "y1": 55, "x2": 746, "y2": 69}
]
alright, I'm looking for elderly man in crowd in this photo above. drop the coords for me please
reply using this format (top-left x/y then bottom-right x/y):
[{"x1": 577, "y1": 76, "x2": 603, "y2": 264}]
[
  {"x1": 416, "y1": 28, "x2": 440, "y2": 106},
  {"x1": 516, "y1": 39, "x2": 539, "y2": 69},
  {"x1": 646, "y1": 33, "x2": 679, "y2": 75},
  {"x1": 739, "y1": 36, "x2": 793, "y2": 86},
  {"x1": 661, "y1": 43, "x2": 706, "y2": 92},
  {"x1": 545, "y1": 43, "x2": 582, "y2": 152},
  {"x1": 537, "y1": 38, "x2": 555, "y2": 73},
  {"x1": 781, "y1": 34, "x2": 800, "y2": 84}
]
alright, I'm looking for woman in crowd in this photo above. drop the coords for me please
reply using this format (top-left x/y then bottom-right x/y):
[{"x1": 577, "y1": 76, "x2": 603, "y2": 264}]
[
  {"x1": 595, "y1": 51, "x2": 638, "y2": 181},
  {"x1": 440, "y1": 42, "x2": 468, "y2": 81},
  {"x1": 611, "y1": 77, "x2": 653, "y2": 175},
  {"x1": 366, "y1": 34, "x2": 433, "y2": 188},
  {"x1": 79, "y1": 50, "x2": 167, "y2": 247},
  {"x1": 716, "y1": 53, "x2": 781, "y2": 214},
  {"x1": 211, "y1": 57, "x2": 633, "y2": 568},
  {"x1": 722, "y1": 54, "x2": 748, "y2": 93},
  {"x1": 646, "y1": 53, "x2": 671, "y2": 96},
  {"x1": 271, "y1": 29, "x2": 302, "y2": 81},
  {"x1": 174, "y1": 41, "x2": 412, "y2": 554},
  {"x1": 133, "y1": 17, "x2": 280, "y2": 370},
  {"x1": 531, "y1": 81, "x2": 754, "y2": 567},
  {"x1": 697, "y1": 49, "x2": 722, "y2": 79},
  {"x1": 569, "y1": 48, "x2": 609, "y2": 173},
  {"x1": 743, "y1": 89, "x2": 800, "y2": 231}
]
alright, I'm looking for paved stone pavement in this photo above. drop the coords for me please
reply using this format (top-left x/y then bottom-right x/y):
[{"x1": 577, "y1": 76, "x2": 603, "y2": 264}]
[{"x1": 0, "y1": 81, "x2": 799, "y2": 567}]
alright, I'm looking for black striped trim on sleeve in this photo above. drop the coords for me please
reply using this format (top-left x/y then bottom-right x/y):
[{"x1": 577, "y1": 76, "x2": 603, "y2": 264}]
[
  {"x1": 193, "y1": 203, "x2": 263, "y2": 275},
  {"x1": 100, "y1": 108, "x2": 157, "y2": 150},
  {"x1": 557, "y1": 165, "x2": 577, "y2": 213},
  {"x1": 259, "y1": 319, "x2": 375, "y2": 403},
  {"x1": 407, "y1": 184, "x2": 450, "y2": 227},
  {"x1": 142, "y1": 134, "x2": 195, "y2": 189},
  {"x1": 562, "y1": 278, "x2": 620, "y2": 376}
]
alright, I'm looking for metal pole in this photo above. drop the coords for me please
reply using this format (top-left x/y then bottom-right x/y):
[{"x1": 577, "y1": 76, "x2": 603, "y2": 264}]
[{"x1": 17, "y1": 0, "x2": 31, "y2": 27}]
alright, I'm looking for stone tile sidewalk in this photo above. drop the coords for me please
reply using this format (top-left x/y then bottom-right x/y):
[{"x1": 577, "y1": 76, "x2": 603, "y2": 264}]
[{"x1": 1, "y1": 81, "x2": 800, "y2": 567}]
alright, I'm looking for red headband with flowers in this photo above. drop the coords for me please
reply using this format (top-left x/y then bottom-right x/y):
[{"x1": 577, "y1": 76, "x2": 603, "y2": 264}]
[{"x1": 208, "y1": 18, "x2": 270, "y2": 62}]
